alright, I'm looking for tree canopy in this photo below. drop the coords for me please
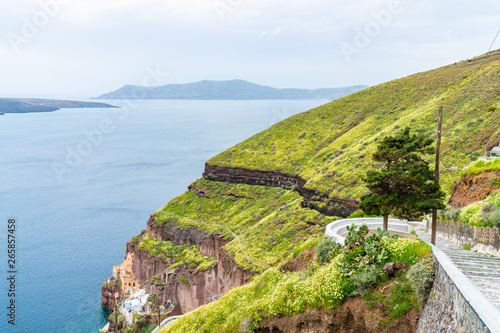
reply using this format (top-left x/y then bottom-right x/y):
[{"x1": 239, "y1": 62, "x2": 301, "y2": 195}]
[{"x1": 359, "y1": 127, "x2": 445, "y2": 222}]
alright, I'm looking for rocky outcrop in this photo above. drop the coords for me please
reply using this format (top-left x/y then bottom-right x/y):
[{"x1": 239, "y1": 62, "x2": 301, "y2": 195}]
[
  {"x1": 101, "y1": 277, "x2": 122, "y2": 311},
  {"x1": 203, "y1": 163, "x2": 306, "y2": 189},
  {"x1": 203, "y1": 163, "x2": 359, "y2": 217},
  {"x1": 449, "y1": 171, "x2": 500, "y2": 208},
  {"x1": 300, "y1": 199, "x2": 359, "y2": 218},
  {"x1": 125, "y1": 216, "x2": 253, "y2": 315}
]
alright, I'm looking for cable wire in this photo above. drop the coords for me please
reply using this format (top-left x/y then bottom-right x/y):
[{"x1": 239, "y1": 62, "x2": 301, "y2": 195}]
[{"x1": 488, "y1": 28, "x2": 500, "y2": 52}]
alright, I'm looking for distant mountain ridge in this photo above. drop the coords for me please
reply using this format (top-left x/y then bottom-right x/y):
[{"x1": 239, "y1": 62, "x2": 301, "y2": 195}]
[
  {"x1": 94, "y1": 79, "x2": 368, "y2": 100},
  {"x1": 0, "y1": 98, "x2": 118, "y2": 114}
]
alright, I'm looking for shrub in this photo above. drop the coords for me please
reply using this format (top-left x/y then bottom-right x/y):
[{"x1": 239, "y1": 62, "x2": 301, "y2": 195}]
[
  {"x1": 348, "y1": 210, "x2": 365, "y2": 218},
  {"x1": 350, "y1": 265, "x2": 382, "y2": 296},
  {"x1": 341, "y1": 143, "x2": 349, "y2": 149},
  {"x1": 316, "y1": 237, "x2": 340, "y2": 263},
  {"x1": 487, "y1": 106, "x2": 497, "y2": 112},
  {"x1": 486, "y1": 209, "x2": 500, "y2": 227},
  {"x1": 481, "y1": 202, "x2": 496, "y2": 219},
  {"x1": 142, "y1": 324, "x2": 158, "y2": 333},
  {"x1": 406, "y1": 257, "x2": 435, "y2": 304},
  {"x1": 383, "y1": 238, "x2": 431, "y2": 264},
  {"x1": 439, "y1": 207, "x2": 461, "y2": 221}
]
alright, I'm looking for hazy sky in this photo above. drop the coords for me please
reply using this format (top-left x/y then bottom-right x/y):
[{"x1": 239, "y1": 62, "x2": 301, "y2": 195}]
[{"x1": 1, "y1": 0, "x2": 500, "y2": 98}]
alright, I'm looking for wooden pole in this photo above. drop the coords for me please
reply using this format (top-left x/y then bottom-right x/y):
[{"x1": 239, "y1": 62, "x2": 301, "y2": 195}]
[{"x1": 431, "y1": 106, "x2": 443, "y2": 245}]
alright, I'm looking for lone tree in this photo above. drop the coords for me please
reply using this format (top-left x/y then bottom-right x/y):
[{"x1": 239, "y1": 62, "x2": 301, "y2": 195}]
[{"x1": 359, "y1": 127, "x2": 445, "y2": 229}]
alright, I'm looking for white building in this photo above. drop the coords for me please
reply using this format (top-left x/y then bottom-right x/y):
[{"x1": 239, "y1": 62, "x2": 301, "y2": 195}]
[{"x1": 124, "y1": 293, "x2": 150, "y2": 313}]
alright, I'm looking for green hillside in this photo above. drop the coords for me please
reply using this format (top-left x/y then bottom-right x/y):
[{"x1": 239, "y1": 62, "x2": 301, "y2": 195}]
[
  {"x1": 209, "y1": 50, "x2": 500, "y2": 200},
  {"x1": 150, "y1": 50, "x2": 500, "y2": 275},
  {"x1": 147, "y1": 50, "x2": 500, "y2": 333}
]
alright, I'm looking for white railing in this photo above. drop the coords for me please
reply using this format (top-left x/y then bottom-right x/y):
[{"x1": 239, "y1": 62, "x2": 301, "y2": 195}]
[{"x1": 150, "y1": 315, "x2": 182, "y2": 333}]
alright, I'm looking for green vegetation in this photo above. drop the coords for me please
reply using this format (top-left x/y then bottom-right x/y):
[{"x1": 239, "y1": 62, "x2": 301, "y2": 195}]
[
  {"x1": 461, "y1": 158, "x2": 500, "y2": 176},
  {"x1": 138, "y1": 234, "x2": 217, "y2": 272},
  {"x1": 359, "y1": 127, "x2": 446, "y2": 227},
  {"x1": 347, "y1": 210, "x2": 365, "y2": 218},
  {"x1": 102, "y1": 277, "x2": 121, "y2": 289},
  {"x1": 462, "y1": 244, "x2": 474, "y2": 250},
  {"x1": 160, "y1": 225, "x2": 432, "y2": 333},
  {"x1": 175, "y1": 277, "x2": 189, "y2": 285},
  {"x1": 153, "y1": 179, "x2": 336, "y2": 272},
  {"x1": 208, "y1": 51, "x2": 500, "y2": 200},
  {"x1": 443, "y1": 190, "x2": 500, "y2": 227},
  {"x1": 133, "y1": 51, "x2": 500, "y2": 332},
  {"x1": 315, "y1": 237, "x2": 340, "y2": 263}
]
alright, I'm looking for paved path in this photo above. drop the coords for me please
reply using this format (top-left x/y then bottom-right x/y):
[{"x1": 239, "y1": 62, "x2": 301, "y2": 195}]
[{"x1": 416, "y1": 229, "x2": 500, "y2": 310}]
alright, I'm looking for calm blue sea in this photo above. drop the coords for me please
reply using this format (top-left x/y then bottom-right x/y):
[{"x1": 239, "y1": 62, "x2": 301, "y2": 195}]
[{"x1": 0, "y1": 99, "x2": 326, "y2": 332}]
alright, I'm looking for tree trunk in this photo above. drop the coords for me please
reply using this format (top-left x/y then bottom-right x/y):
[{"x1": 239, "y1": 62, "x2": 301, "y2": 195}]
[{"x1": 383, "y1": 214, "x2": 388, "y2": 230}]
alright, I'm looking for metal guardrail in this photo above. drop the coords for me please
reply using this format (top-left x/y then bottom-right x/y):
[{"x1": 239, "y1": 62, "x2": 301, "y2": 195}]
[{"x1": 207, "y1": 294, "x2": 224, "y2": 303}]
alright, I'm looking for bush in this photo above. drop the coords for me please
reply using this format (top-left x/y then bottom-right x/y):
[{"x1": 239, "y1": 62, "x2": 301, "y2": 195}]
[
  {"x1": 141, "y1": 324, "x2": 158, "y2": 333},
  {"x1": 487, "y1": 106, "x2": 497, "y2": 112},
  {"x1": 348, "y1": 210, "x2": 365, "y2": 218},
  {"x1": 341, "y1": 143, "x2": 349, "y2": 149},
  {"x1": 316, "y1": 237, "x2": 340, "y2": 263},
  {"x1": 485, "y1": 209, "x2": 500, "y2": 227},
  {"x1": 383, "y1": 238, "x2": 431, "y2": 264},
  {"x1": 439, "y1": 207, "x2": 461, "y2": 221},
  {"x1": 481, "y1": 202, "x2": 496, "y2": 219},
  {"x1": 406, "y1": 257, "x2": 435, "y2": 304},
  {"x1": 350, "y1": 265, "x2": 382, "y2": 296}
]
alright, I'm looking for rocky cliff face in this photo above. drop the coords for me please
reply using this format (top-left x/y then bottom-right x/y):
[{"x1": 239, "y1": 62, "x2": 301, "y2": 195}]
[
  {"x1": 124, "y1": 216, "x2": 253, "y2": 315},
  {"x1": 449, "y1": 171, "x2": 500, "y2": 208},
  {"x1": 203, "y1": 163, "x2": 358, "y2": 217},
  {"x1": 100, "y1": 278, "x2": 122, "y2": 311}
]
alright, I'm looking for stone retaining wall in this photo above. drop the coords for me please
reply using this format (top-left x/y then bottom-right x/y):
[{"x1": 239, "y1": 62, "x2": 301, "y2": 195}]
[
  {"x1": 437, "y1": 220, "x2": 500, "y2": 256},
  {"x1": 417, "y1": 246, "x2": 500, "y2": 333}
]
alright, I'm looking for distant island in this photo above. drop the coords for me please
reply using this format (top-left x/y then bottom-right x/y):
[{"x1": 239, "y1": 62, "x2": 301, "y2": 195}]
[
  {"x1": 94, "y1": 79, "x2": 368, "y2": 100},
  {"x1": 0, "y1": 98, "x2": 118, "y2": 114}
]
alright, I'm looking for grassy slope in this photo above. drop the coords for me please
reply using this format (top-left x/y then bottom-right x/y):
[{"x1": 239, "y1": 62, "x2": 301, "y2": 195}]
[
  {"x1": 209, "y1": 50, "x2": 500, "y2": 199},
  {"x1": 147, "y1": 50, "x2": 500, "y2": 275},
  {"x1": 153, "y1": 179, "x2": 336, "y2": 273}
]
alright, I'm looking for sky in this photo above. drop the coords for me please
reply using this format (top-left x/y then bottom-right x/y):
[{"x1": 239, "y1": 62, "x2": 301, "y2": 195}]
[{"x1": 1, "y1": 0, "x2": 500, "y2": 98}]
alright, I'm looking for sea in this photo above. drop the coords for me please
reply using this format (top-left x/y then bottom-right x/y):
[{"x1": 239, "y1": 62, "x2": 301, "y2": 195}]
[{"x1": 0, "y1": 99, "x2": 327, "y2": 332}]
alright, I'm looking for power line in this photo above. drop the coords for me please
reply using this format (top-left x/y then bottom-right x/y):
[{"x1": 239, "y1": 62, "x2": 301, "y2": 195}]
[{"x1": 488, "y1": 28, "x2": 500, "y2": 52}]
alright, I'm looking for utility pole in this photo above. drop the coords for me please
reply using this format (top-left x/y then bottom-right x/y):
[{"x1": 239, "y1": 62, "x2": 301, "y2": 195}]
[
  {"x1": 114, "y1": 291, "x2": 120, "y2": 332},
  {"x1": 431, "y1": 106, "x2": 443, "y2": 245}
]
